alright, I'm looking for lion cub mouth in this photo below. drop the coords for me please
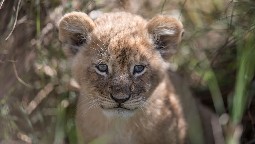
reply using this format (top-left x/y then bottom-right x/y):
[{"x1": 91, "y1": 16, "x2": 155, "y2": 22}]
[
  {"x1": 101, "y1": 104, "x2": 136, "y2": 110},
  {"x1": 100, "y1": 104, "x2": 138, "y2": 117}
]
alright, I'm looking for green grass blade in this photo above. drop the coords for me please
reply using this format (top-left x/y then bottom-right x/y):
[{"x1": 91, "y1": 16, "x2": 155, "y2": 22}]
[{"x1": 231, "y1": 33, "x2": 255, "y2": 124}]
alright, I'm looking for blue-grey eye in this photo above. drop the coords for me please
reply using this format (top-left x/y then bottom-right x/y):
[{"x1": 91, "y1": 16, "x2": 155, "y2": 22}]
[
  {"x1": 96, "y1": 64, "x2": 108, "y2": 73},
  {"x1": 133, "y1": 65, "x2": 145, "y2": 74}
]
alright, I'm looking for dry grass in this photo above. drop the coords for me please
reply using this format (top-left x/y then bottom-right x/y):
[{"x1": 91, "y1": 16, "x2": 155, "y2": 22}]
[{"x1": 0, "y1": 0, "x2": 254, "y2": 143}]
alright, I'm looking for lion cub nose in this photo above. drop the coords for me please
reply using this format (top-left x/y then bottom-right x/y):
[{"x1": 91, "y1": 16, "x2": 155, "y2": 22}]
[{"x1": 110, "y1": 94, "x2": 131, "y2": 104}]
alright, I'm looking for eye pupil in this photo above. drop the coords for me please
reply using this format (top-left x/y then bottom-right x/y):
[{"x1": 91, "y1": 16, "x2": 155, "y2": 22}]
[
  {"x1": 97, "y1": 64, "x2": 108, "y2": 73},
  {"x1": 133, "y1": 65, "x2": 145, "y2": 74}
]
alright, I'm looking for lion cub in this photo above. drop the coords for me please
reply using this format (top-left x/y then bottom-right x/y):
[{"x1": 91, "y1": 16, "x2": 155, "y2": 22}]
[{"x1": 59, "y1": 12, "x2": 205, "y2": 144}]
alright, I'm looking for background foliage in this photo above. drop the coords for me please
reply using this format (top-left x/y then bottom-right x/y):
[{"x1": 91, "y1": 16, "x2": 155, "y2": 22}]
[{"x1": 0, "y1": 0, "x2": 254, "y2": 143}]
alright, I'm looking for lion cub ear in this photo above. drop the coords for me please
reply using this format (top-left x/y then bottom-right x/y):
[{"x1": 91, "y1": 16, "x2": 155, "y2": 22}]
[
  {"x1": 58, "y1": 12, "x2": 95, "y2": 56},
  {"x1": 147, "y1": 15, "x2": 184, "y2": 60}
]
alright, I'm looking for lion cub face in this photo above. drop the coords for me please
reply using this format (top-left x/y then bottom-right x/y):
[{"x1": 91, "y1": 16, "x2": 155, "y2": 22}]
[{"x1": 59, "y1": 12, "x2": 183, "y2": 117}]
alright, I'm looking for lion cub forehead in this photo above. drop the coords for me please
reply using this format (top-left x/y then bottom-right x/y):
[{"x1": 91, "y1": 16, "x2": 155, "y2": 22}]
[
  {"x1": 89, "y1": 13, "x2": 152, "y2": 63},
  {"x1": 92, "y1": 12, "x2": 149, "y2": 45}
]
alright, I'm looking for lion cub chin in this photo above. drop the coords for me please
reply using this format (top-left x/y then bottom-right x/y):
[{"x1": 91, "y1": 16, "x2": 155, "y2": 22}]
[
  {"x1": 102, "y1": 108, "x2": 135, "y2": 118},
  {"x1": 58, "y1": 11, "x2": 206, "y2": 144}
]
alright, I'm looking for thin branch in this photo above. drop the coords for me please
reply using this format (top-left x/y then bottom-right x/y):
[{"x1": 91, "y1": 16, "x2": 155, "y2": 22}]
[
  {"x1": 178, "y1": 0, "x2": 187, "y2": 20},
  {"x1": 11, "y1": 60, "x2": 32, "y2": 88},
  {"x1": 26, "y1": 83, "x2": 54, "y2": 115},
  {"x1": 229, "y1": 0, "x2": 235, "y2": 29},
  {"x1": 160, "y1": 0, "x2": 167, "y2": 14},
  {"x1": 5, "y1": 0, "x2": 22, "y2": 40}
]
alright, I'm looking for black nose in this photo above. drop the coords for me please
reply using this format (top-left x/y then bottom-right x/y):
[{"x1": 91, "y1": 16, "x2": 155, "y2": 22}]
[{"x1": 110, "y1": 94, "x2": 131, "y2": 103}]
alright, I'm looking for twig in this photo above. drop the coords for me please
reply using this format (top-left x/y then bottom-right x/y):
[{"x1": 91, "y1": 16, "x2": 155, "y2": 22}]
[
  {"x1": 0, "y1": 0, "x2": 5, "y2": 9},
  {"x1": 229, "y1": 0, "x2": 235, "y2": 29},
  {"x1": 11, "y1": 60, "x2": 32, "y2": 88},
  {"x1": 26, "y1": 83, "x2": 54, "y2": 115},
  {"x1": 17, "y1": 132, "x2": 32, "y2": 144},
  {"x1": 178, "y1": 0, "x2": 187, "y2": 20},
  {"x1": 5, "y1": 0, "x2": 22, "y2": 40},
  {"x1": 85, "y1": 0, "x2": 96, "y2": 12},
  {"x1": 160, "y1": 0, "x2": 167, "y2": 14}
]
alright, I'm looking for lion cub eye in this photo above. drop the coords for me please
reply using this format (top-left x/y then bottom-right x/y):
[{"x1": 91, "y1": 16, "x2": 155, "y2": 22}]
[
  {"x1": 133, "y1": 65, "x2": 145, "y2": 75},
  {"x1": 96, "y1": 64, "x2": 108, "y2": 73}
]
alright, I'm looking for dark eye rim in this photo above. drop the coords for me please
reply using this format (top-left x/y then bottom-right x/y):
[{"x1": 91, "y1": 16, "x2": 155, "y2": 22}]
[
  {"x1": 133, "y1": 65, "x2": 146, "y2": 75},
  {"x1": 96, "y1": 64, "x2": 108, "y2": 73}
]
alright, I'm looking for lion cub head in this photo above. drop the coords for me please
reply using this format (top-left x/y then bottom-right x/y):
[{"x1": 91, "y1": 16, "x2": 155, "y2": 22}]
[{"x1": 59, "y1": 12, "x2": 183, "y2": 117}]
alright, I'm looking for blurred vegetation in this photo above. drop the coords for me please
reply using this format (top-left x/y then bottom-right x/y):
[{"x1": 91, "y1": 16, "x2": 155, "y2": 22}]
[{"x1": 0, "y1": 0, "x2": 254, "y2": 144}]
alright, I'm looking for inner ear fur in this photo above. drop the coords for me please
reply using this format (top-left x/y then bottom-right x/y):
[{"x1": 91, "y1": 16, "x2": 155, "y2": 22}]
[
  {"x1": 58, "y1": 12, "x2": 95, "y2": 56},
  {"x1": 147, "y1": 15, "x2": 184, "y2": 60}
]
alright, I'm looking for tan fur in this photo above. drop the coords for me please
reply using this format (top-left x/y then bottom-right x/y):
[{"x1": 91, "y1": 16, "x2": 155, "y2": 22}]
[{"x1": 58, "y1": 12, "x2": 202, "y2": 144}]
